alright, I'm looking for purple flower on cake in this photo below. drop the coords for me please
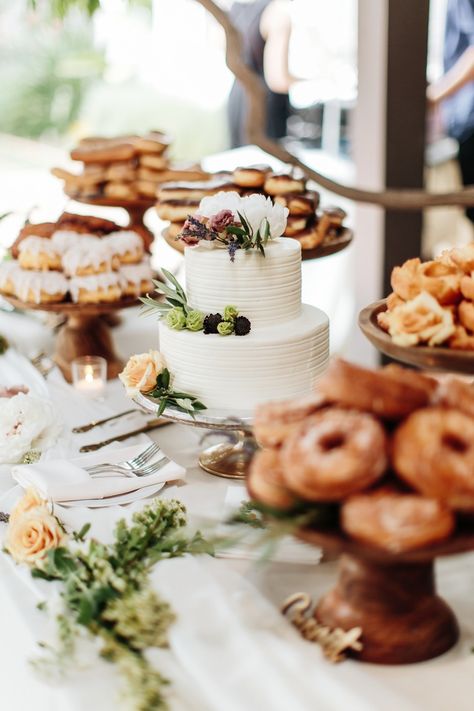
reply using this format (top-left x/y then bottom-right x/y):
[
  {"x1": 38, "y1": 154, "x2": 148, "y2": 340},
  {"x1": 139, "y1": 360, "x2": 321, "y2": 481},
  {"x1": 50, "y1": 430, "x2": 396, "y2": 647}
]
[
  {"x1": 208, "y1": 209, "x2": 234, "y2": 233},
  {"x1": 180, "y1": 215, "x2": 213, "y2": 245}
]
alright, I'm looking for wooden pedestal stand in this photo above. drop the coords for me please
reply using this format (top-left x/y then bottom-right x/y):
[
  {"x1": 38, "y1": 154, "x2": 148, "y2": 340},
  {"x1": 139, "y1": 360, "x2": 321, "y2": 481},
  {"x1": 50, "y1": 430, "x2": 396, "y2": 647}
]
[{"x1": 4, "y1": 295, "x2": 139, "y2": 382}]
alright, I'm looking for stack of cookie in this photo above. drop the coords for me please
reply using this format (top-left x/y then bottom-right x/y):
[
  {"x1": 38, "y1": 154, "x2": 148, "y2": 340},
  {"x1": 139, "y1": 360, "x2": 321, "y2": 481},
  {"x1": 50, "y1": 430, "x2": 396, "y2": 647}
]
[
  {"x1": 52, "y1": 132, "x2": 209, "y2": 202},
  {"x1": 155, "y1": 163, "x2": 347, "y2": 252},
  {"x1": 0, "y1": 213, "x2": 153, "y2": 305}
]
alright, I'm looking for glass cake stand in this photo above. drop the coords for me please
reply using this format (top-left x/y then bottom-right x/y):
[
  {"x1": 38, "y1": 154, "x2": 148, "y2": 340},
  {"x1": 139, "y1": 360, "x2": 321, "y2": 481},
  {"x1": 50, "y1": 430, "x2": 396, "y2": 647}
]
[{"x1": 134, "y1": 391, "x2": 256, "y2": 479}]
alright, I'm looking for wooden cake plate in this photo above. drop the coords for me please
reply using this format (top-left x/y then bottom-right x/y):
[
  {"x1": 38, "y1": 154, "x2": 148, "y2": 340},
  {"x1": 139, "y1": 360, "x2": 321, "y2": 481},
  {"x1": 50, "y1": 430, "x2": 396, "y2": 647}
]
[
  {"x1": 66, "y1": 194, "x2": 156, "y2": 252},
  {"x1": 297, "y1": 524, "x2": 474, "y2": 664},
  {"x1": 359, "y1": 299, "x2": 474, "y2": 374},
  {"x1": 3, "y1": 294, "x2": 139, "y2": 382},
  {"x1": 161, "y1": 227, "x2": 353, "y2": 261}
]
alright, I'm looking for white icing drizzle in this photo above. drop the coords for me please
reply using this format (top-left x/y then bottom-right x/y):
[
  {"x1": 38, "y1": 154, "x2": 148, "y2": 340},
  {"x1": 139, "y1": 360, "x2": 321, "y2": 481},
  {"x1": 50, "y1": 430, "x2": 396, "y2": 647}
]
[
  {"x1": 120, "y1": 261, "x2": 153, "y2": 285},
  {"x1": 104, "y1": 231, "x2": 143, "y2": 256},
  {"x1": 69, "y1": 272, "x2": 122, "y2": 302},
  {"x1": 0, "y1": 261, "x2": 20, "y2": 288},
  {"x1": 62, "y1": 242, "x2": 116, "y2": 276},
  {"x1": 51, "y1": 231, "x2": 101, "y2": 254},
  {"x1": 18, "y1": 236, "x2": 60, "y2": 257},
  {"x1": 12, "y1": 269, "x2": 68, "y2": 303}
]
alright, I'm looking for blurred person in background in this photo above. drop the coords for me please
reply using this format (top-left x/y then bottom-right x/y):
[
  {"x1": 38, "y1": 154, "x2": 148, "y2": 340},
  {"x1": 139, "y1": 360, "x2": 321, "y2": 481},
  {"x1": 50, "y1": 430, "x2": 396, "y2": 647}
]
[
  {"x1": 227, "y1": 0, "x2": 297, "y2": 147},
  {"x1": 428, "y1": 0, "x2": 474, "y2": 223}
]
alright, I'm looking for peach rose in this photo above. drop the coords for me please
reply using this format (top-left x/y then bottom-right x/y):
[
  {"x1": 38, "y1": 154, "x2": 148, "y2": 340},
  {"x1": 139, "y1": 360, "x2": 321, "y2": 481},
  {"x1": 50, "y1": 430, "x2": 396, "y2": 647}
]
[
  {"x1": 384, "y1": 291, "x2": 455, "y2": 347},
  {"x1": 119, "y1": 350, "x2": 167, "y2": 398},
  {"x1": 9, "y1": 487, "x2": 46, "y2": 525},
  {"x1": 6, "y1": 506, "x2": 65, "y2": 566}
]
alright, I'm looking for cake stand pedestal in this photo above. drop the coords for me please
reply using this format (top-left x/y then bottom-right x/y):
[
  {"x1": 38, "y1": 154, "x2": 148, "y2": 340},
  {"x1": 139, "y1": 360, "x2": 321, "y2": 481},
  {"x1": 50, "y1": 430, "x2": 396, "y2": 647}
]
[
  {"x1": 66, "y1": 194, "x2": 156, "y2": 252},
  {"x1": 291, "y1": 525, "x2": 474, "y2": 664},
  {"x1": 134, "y1": 392, "x2": 255, "y2": 479},
  {"x1": 3, "y1": 295, "x2": 139, "y2": 382}
]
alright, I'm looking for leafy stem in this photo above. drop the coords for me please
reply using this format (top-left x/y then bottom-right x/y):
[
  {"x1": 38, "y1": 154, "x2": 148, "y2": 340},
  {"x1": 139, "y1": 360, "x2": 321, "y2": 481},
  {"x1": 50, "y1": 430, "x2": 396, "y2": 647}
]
[{"x1": 147, "y1": 368, "x2": 207, "y2": 418}]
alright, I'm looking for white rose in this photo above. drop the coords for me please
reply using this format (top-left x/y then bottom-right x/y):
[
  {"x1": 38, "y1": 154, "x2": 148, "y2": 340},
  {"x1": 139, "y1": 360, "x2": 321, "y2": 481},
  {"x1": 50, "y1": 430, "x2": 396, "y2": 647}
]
[
  {"x1": 198, "y1": 191, "x2": 242, "y2": 219},
  {"x1": 119, "y1": 350, "x2": 167, "y2": 398},
  {"x1": 0, "y1": 394, "x2": 61, "y2": 465},
  {"x1": 240, "y1": 194, "x2": 288, "y2": 238}
]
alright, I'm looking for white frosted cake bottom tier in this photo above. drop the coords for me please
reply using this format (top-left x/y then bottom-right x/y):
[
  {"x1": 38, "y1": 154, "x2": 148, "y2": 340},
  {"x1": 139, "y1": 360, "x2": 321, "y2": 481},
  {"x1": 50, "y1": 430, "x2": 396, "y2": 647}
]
[{"x1": 158, "y1": 304, "x2": 329, "y2": 411}]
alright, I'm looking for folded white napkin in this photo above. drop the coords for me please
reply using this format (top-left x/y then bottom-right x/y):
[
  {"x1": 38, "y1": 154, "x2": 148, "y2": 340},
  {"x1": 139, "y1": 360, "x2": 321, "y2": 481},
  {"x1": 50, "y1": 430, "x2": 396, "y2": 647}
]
[{"x1": 11, "y1": 444, "x2": 186, "y2": 502}]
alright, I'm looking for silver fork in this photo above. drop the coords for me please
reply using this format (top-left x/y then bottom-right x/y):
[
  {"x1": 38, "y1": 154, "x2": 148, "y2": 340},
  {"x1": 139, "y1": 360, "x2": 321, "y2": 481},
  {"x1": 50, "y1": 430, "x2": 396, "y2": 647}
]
[
  {"x1": 85, "y1": 443, "x2": 160, "y2": 475},
  {"x1": 88, "y1": 455, "x2": 170, "y2": 478}
]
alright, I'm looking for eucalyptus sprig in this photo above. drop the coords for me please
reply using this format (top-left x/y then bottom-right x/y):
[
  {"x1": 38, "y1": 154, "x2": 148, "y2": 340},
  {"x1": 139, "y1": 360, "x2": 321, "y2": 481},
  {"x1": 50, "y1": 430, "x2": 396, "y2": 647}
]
[
  {"x1": 139, "y1": 269, "x2": 190, "y2": 318},
  {"x1": 148, "y1": 368, "x2": 207, "y2": 418}
]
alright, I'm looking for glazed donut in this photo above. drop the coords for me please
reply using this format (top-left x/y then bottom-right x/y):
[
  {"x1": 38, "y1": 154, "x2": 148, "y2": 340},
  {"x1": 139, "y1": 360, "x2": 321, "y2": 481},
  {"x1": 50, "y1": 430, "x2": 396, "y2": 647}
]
[
  {"x1": 69, "y1": 273, "x2": 122, "y2": 303},
  {"x1": 248, "y1": 449, "x2": 297, "y2": 510},
  {"x1": 119, "y1": 261, "x2": 153, "y2": 296},
  {"x1": 436, "y1": 377, "x2": 474, "y2": 418},
  {"x1": 105, "y1": 231, "x2": 144, "y2": 265},
  {"x1": 280, "y1": 409, "x2": 388, "y2": 501},
  {"x1": 0, "y1": 261, "x2": 20, "y2": 296},
  {"x1": 448, "y1": 325, "x2": 474, "y2": 350},
  {"x1": 458, "y1": 300, "x2": 474, "y2": 332},
  {"x1": 274, "y1": 191, "x2": 320, "y2": 215},
  {"x1": 62, "y1": 242, "x2": 119, "y2": 277},
  {"x1": 446, "y1": 243, "x2": 474, "y2": 273},
  {"x1": 51, "y1": 231, "x2": 100, "y2": 255},
  {"x1": 233, "y1": 164, "x2": 271, "y2": 188},
  {"x1": 284, "y1": 215, "x2": 309, "y2": 236},
  {"x1": 18, "y1": 237, "x2": 62, "y2": 271},
  {"x1": 12, "y1": 269, "x2": 68, "y2": 304},
  {"x1": 392, "y1": 407, "x2": 474, "y2": 510},
  {"x1": 341, "y1": 489, "x2": 455, "y2": 553},
  {"x1": 264, "y1": 170, "x2": 306, "y2": 196},
  {"x1": 10, "y1": 222, "x2": 56, "y2": 259},
  {"x1": 391, "y1": 258, "x2": 461, "y2": 305},
  {"x1": 317, "y1": 358, "x2": 437, "y2": 419},
  {"x1": 253, "y1": 392, "x2": 327, "y2": 448}
]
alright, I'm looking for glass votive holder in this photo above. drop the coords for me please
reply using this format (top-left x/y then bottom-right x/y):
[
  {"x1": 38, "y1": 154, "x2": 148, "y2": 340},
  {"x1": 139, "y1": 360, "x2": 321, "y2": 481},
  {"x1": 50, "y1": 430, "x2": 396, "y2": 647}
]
[{"x1": 71, "y1": 356, "x2": 107, "y2": 400}]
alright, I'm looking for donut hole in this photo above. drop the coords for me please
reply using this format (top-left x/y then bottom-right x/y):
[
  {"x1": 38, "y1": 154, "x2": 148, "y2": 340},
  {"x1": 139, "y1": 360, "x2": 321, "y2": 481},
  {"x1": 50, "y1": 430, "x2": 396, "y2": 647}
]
[
  {"x1": 442, "y1": 433, "x2": 468, "y2": 454},
  {"x1": 319, "y1": 433, "x2": 346, "y2": 451}
]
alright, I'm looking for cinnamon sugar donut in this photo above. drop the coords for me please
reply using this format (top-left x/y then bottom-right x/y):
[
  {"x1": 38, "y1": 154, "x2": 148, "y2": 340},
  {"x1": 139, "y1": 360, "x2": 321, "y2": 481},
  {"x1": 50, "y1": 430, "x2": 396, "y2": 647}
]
[
  {"x1": 281, "y1": 409, "x2": 387, "y2": 501},
  {"x1": 317, "y1": 359, "x2": 437, "y2": 420},
  {"x1": 391, "y1": 258, "x2": 461, "y2": 305},
  {"x1": 18, "y1": 237, "x2": 62, "y2": 271},
  {"x1": 253, "y1": 392, "x2": 327, "y2": 448},
  {"x1": 341, "y1": 489, "x2": 455, "y2": 552},
  {"x1": 248, "y1": 449, "x2": 297, "y2": 510},
  {"x1": 393, "y1": 407, "x2": 474, "y2": 510}
]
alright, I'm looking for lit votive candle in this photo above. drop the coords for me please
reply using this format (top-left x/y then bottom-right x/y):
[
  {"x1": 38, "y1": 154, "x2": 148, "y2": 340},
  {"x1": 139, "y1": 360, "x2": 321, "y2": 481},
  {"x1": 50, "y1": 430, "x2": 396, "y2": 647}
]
[{"x1": 72, "y1": 356, "x2": 107, "y2": 400}]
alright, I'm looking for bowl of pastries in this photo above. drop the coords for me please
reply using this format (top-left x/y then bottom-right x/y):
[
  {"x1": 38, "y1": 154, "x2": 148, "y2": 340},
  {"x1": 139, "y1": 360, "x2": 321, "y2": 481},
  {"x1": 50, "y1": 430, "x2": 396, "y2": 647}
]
[
  {"x1": 359, "y1": 243, "x2": 474, "y2": 372},
  {"x1": 52, "y1": 131, "x2": 209, "y2": 203},
  {"x1": 250, "y1": 358, "x2": 474, "y2": 663},
  {"x1": 0, "y1": 212, "x2": 154, "y2": 308},
  {"x1": 156, "y1": 163, "x2": 351, "y2": 258}
]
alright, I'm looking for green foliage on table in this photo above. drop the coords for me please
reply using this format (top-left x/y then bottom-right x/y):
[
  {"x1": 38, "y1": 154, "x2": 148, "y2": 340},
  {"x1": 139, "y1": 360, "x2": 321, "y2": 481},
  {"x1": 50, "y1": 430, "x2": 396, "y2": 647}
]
[{"x1": 33, "y1": 499, "x2": 213, "y2": 711}]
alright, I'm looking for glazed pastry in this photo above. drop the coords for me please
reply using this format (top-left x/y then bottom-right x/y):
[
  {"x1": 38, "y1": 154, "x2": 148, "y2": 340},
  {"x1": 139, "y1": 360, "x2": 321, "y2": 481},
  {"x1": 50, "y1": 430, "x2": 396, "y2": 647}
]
[
  {"x1": 12, "y1": 269, "x2": 68, "y2": 304},
  {"x1": 62, "y1": 242, "x2": 118, "y2": 276},
  {"x1": 70, "y1": 139, "x2": 136, "y2": 164},
  {"x1": 458, "y1": 300, "x2": 474, "y2": 332},
  {"x1": 435, "y1": 376, "x2": 474, "y2": 418},
  {"x1": 392, "y1": 407, "x2": 474, "y2": 510},
  {"x1": 104, "y1": 182, "x2": 138, "y2": 201},
  {"x1": 157, "y1": 177, "x2": 237, "y2": 202},
  {"x1": 248, "y1": 449, "x2": 297, "y2": 510},
  {"x1": 131, "y1": 131, "x2": 171, "y2": 154},
  {"x1": 69, "y1": 272, "x2": 122, "y2": 303},
  {"x1": 449, "y1": 325, "x2": 474, "y2": 350},
  {"x1": 233, "y1": 164, "x2": 271, "y2": 188},
  {"x1": 317, "y1": 358, "x2": 437, "y2": 419},
  {"x1": 18, "y1": 237, "x2": 62, "y2": 271},
  {"x1": 105, "y1": 231, "x2": 144, "y2": 264},
  {"x1": 280, "y1": 409, "x2": 387, "y2": 501},
  {"x1": 274, "y1": 191, "x2": 320, "y2": 215},
  {"x1": 119, "y1": 261, "x2": 154, "y2": 296},
  {"x1": 291, "y1": 224, "x2": 324, "y2": 250},
  {"x1": 391, "y1": 257, "x2": 461, "y2": 305},
  {"x1": 341, "y1": 489, "x2": 455, "y2": 553},
  {"x1": 316, "y1": 207, "x2": 346, "y2": 241},
  {"x1": 139, "y1": 153, "x2": 169, "y2": 170},
  {"x1": 264, "y1": 170, "x2": 306, "y2": 196},
  {"x1": 284, "y1": 215, "x2": 309, "y2": 237},
  {"x1": 51, "y1": 231, "x2": 101, "y2": 254},
  {"x1": 447, "y1": 243, "x2": 474, "y2": 273},
  {"x1": 51, "y1": 166, "x2": 106, "y2": 189},
  {"x1": 156, "y1": 200, "x2": 200, "y2": 222},
  {"x1": 254, "y1": 392, "x2": 327, "y2": 448},
  {"x1": 0, "y1": 261, "x2": 21, "y2": 296},
  {"x1": 106, "y1": 161, "x2": 137, "y2": 183},
  {"x1": 460, "y1": 272, "x2": 474, "y2": 300},
  {"x1": 136, "y1": 180, "x2": 158, "y2": 198},
  {"x1": 167, "y1": 222, "x2": 185, "y2": 240},
  {"x1": 56, "y1": 212, "x2": 119, "y2": 235}
]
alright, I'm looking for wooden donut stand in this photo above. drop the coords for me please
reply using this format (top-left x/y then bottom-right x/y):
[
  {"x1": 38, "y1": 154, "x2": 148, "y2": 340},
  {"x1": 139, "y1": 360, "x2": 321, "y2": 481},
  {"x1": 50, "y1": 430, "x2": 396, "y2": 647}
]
[{"x1": 4, "y1": 294, "x2": 139, "y2": 382}]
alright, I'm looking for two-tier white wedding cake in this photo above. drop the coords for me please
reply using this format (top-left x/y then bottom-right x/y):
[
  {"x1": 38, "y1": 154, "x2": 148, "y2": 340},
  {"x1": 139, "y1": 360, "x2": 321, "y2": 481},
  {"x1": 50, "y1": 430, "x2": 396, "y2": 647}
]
[{"x1": 156, "y1": 193, "x2": 329, "y2": 412}]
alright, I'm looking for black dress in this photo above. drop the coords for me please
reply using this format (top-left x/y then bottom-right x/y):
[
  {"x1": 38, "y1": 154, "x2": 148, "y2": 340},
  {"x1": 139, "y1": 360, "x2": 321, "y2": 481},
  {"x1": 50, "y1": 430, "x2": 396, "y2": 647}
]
[{"x1": 227, "y1": 0, "x2": 290, "y2": 148}]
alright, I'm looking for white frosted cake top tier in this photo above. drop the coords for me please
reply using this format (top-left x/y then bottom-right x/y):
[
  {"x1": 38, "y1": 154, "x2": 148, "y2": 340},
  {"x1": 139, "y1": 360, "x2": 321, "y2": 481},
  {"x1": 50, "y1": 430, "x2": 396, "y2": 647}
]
[{"x1": 184, "y1": 237, "x2": 301, "y2": 327}]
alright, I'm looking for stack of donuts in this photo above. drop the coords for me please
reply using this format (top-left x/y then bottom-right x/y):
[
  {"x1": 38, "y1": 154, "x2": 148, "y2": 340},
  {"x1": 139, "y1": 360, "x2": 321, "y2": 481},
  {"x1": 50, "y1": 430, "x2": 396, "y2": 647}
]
[
  {"x1": 155, "y1": 163, "x2": 347, "y2": 252},
  {"x1": 378, "y1": 243, "x2": 474, "y2": 350},
  {"x1": 251, "y1": 358, "x2": 474, "y2": 553},
  {"x1": 52, "y1": 132, "x2": 209, "y2": 201},
  {"x1": 0, "y1": 213, "x2": 153, "y2": 305}
]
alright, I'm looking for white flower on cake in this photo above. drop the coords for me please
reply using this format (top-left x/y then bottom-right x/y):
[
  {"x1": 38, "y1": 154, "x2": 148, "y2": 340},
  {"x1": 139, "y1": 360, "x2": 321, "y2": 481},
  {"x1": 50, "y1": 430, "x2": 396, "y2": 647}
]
[
  {"x1": 0, "y1": 393, "x2": 61, "y2": 464},
  {"x1": 179, "y1": 191, "x2": 289, "y2": 260}
]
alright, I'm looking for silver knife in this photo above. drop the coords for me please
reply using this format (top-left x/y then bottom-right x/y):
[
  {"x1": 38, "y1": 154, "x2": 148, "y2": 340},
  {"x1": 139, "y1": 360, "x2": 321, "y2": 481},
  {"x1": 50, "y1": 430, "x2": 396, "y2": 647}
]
[
  {"x1": 79, "y1": 419, "x2": 170, "y2": 452},
  {"x1": 72, "y1": 408, "x2": 140, "y2": 433}
]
